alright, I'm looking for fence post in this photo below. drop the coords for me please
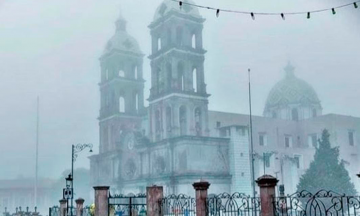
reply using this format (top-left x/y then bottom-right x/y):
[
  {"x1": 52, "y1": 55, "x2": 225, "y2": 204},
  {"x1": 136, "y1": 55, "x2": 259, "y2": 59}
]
[
  {"x1": 59, "y1": 199, "x2": 67, "y2": 216},
  {"x1": 75, "y1": 198, "x2": 84, "y2": 216},
  {"x1": 147, "y1": 185, "x2": 163, "y2": 216},
  {"x1": 193, "y1": 181, "x2": 210, "y2": 216},
  {"x1": 94, "y1": 186, "x2": 109, "y2": 216},
  {"x1": 256, "y1": 175, "x2": 278, "y2": 216}
]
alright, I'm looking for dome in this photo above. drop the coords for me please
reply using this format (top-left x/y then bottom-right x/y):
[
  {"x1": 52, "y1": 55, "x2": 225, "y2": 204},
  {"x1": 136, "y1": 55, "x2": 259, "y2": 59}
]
[
  {"x1": 153, "y1": 0, "x2": 201, "y2": 21},
  {"x1": 264, "y1": 63, "x2": 321, "y2": 112},
  {"x1": 102, "y1": 14, "x2": 142, "y2": 56}
]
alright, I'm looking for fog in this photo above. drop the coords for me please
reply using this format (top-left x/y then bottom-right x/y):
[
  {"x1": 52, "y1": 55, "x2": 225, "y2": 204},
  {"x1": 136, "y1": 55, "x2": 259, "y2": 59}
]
[{"x1": 0, "y1": 0, "x2": 359, "y2": 181}]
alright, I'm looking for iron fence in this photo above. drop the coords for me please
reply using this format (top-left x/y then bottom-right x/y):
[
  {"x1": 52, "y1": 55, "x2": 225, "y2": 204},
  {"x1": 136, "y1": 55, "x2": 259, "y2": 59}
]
[
  {"x1": 206, "y1": 193, "x2": 261, "y2": 216},
  {"x1": 108, "y1": 193, "x2": 146, "y2": 216},
  {"x1": 273, "y1": 190, "x2": 360, "y2": 216},
  {"x1": 4, "y1": 207, "x2": 40, "y2": 216},
  {"x1": 48, "y1": 206, "x2": 60, "y2": 216},
  {"x1": 48, "y1": 206, "x2": 92, "y2": 216},
  {"x1": 159, "y1": 194, "x2": 196, "y2": 216},
  {"x1": 82, "y1": 206, "x2": 92, "y2": 216}
]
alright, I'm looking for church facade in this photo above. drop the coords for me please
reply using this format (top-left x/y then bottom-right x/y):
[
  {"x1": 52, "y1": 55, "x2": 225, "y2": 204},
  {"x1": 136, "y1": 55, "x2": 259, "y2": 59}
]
[{"x1": 89, "y1": 0, "x2": 360, "y2": 196}]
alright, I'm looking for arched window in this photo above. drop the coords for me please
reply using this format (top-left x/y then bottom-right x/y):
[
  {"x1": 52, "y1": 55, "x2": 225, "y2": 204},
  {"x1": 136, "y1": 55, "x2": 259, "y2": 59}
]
[
  {"x1": 176, "y1": 27, "x2": 183, "y2": 46},
  {"x1": 191, "y1": 34, "x2": 196, "y2": 48},
  {"x1": 155, "y1": 110, "x2": 161, "y2": 140},
  {"x1": 134, "y1": 66, "x2": 138, "y2": 79},
  {"x1": 103, "y1": 126, "x2": 108, "y2": 151},
  {"x1": 166, "y1": 63, "x2": 172, "y2": 90},
  {"x1": 156, "y1": 67, "x2": 163, "y2": 93},
  {"x1": 158, "y1": 37, "x2": 162, "y2": 51},
  {"x1": 179, "y1": 106, "x2": 187, "y2": 135},
  {"x1": 135, "y1": 93, "x2": 139, "y2": 112},
  {"x1": 195, "y1": 107, "x2": 202, "y2": 136},
  {"x1": 105, "y1": 95, "x2": 109, "y2": 106},
  {"x1": 177, "y1": 62, "x2": 185, "y2": 91},
  {"x1": 105, "y1": 69, "x2": 109, "y2": 80},
  {"x1": 119, "y1": 70, "x2": 125, "y2": 77},
  {"x1": 312, "y1": 108, "x2": 317, "y2": 118},
  {"x1": 167, "y1": 28, "x2": 171, "y2": 46},
  {"x1": 119, "y1": 96, "x2": 125, "y2": 113},
  {"x1": 193, "y1": 68, "x2": 198, "y2": 92},
  {"x1": 292, "y1": 108, "x2": 299, "y2": 121},
  {"x1": 166, "y1": 107, "x2": 172, "y2": 134}
]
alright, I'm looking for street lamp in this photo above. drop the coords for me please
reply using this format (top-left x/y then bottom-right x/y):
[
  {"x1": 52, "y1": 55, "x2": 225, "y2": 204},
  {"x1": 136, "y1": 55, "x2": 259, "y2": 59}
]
[
  {"x1": 64, "y1": 174, "x2": 73, "y2": 216},
  {"x1": 70, "y1": 144, "x2": 93, "y2": 216},
  {"x1": 65, "y1": 174, "x2": 73, "y2": 188}
]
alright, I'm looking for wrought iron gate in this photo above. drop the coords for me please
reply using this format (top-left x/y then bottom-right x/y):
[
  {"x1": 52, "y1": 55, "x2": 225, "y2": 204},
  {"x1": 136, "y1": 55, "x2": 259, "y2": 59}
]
[{"x1": 108, "y1": 194, "x2": 146, "y2": 216}]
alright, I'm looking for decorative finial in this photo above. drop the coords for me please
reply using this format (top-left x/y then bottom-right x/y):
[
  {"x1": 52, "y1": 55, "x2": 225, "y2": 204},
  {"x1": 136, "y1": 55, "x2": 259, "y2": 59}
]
[
  {"x1": 115, "y1": 7, "x2": 127, "y2": 32},
  {"x1": 284, "y1": 61, "x2": 295, "y2": 78}
]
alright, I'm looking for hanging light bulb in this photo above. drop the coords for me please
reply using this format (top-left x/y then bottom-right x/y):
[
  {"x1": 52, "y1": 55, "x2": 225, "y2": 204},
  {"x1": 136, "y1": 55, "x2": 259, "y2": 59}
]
[
  {"x1": 251, "y1": 12, "x2": 255, "y2": 20},
  {"x1": 307, "y1": 12, "x2": 310, "y2": 19},
  {"x1": 281, "y1": 13, "x2": 285, "y2": 20},
  {"x1": 179, "y1": 1, "x2": 183, "y2": 10},
  {"x1": 216, "y1": 9, "x2": 220, "y2": 17},
  {"x1": 354, "y1": 2, "x2": 358, "y2": 8},
  {"x1": 332, "y1": 8, "x2": 336, "y2": 15}
]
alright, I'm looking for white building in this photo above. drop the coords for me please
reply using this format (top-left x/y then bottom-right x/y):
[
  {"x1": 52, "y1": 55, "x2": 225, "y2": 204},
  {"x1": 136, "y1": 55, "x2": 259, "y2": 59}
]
[{"x1": 90, "y1": 0, "x2": 360, "y2": 196}]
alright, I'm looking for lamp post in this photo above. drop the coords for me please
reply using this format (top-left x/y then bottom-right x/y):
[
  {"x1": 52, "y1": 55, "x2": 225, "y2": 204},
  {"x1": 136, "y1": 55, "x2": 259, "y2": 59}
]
[
  {"x1": 70, "y1": 144, "x2": 93, "y2": 216},
  {"x1": 64, "y1": 174, "x2": 73, "y2": 216}
]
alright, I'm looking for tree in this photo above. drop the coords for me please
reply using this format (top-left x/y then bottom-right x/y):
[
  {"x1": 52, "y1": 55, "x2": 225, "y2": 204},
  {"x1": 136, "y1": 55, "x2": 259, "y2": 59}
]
[{"x1": 297, "y1": 129, "x2": 356, "y2": 195}]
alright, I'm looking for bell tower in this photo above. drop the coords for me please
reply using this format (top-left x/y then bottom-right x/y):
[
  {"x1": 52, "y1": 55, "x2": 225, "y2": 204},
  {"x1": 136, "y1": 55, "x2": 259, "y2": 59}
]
[
  {"x1": 148, "y1": 1, "x2": 210, "y2": 142},
  {"x1": 99, "y1": 13, "x2": 145, "y2": 153}
]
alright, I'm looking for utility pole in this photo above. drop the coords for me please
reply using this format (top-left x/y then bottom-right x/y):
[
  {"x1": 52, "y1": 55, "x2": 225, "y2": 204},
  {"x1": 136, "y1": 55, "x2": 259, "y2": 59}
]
[
  {"x1": 248, "y1": 69, "x2": 256, "y2": 209},
  {"x1": 35, "y1": 97, "x2": 39, "y2": 208}
]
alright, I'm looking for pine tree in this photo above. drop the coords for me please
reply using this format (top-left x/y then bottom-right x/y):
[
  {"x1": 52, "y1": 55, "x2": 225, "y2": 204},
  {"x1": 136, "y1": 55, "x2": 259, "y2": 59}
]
[{"x1": 297, "y1": 129, "x2": 356, "y2": 195}]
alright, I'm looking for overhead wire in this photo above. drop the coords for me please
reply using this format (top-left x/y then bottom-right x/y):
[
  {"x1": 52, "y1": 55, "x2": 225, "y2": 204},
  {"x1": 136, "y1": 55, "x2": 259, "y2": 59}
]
[{"x1": 173, "y1": 0, "x2": 359, "y2": 18}]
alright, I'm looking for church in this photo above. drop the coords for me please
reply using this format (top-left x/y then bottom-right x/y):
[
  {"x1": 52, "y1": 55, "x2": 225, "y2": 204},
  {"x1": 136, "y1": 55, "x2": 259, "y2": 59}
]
[{"x1": 89, "y1": 0, "x2": 360, "y2": 196}]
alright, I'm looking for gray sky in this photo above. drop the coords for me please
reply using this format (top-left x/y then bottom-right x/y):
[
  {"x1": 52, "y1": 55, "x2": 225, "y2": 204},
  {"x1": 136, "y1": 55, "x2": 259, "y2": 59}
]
[{"x1": 0, "y1": 0, "x2": 359, "y2": 179}]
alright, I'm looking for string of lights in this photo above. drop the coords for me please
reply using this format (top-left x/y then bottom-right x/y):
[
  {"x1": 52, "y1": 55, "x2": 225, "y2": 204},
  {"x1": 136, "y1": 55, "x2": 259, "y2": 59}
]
[{"x1": 174, "y1": 0, "x2": 359, "y2": 19}]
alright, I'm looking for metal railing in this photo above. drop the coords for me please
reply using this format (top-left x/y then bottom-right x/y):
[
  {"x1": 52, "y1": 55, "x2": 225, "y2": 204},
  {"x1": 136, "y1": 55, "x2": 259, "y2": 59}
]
[
  {"x1": 206, "y1": 193, "x2": 261, "y2": 216},
  {"x1": 273, "y1": 190, "x2": 360, "y2": 216},
  {"x1": 159, "y1": 194, "x2": 196, "y2": 216}
]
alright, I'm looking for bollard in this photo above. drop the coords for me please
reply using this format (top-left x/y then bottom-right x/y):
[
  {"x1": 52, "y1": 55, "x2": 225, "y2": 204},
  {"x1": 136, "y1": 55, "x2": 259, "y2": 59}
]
[
  {"x1": 256, "y1": 175, "x2": 279, "y2": 216},
  {"x1": 146, "y1": 185, "x2": 163, "y2": 216},
  {"x1": 75, "y1": 198, "x2": 85, "y2": 216},
  {"x1": 193, "y1": 181, "x2": 210, "y2": 216},
  {"x1": 59, "y1": 199, "x2": 67, "y2": 216},
  {"x1": 94, "y1": 186, "x2": 110, "y2": 216}
]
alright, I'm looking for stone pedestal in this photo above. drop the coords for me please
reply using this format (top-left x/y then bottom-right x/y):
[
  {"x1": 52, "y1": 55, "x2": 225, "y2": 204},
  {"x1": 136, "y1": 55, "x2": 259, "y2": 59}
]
[
  {"x1": 256, "y1": 175, "x2": 279, "y2": 216},
  {"x1": 147, "y1": 186, "x2": 163, "y2": 216},
  {"x1": 94, "y1": 186, "x2": 109, "y2": 216},
  {"x1": 75, "y1": 198, "x2": 85, "y2": 216},
  {"x1": 59, "y1": 199, "x2": 67, "y2": 216},
  {"x1": 193, "y1": 181, "x2": 210, "y2": 216}
]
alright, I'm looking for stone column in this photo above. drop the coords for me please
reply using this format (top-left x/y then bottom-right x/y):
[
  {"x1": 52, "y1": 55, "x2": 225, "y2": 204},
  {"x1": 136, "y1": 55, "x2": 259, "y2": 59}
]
[
  {"x1": 94, "y1": 186, "x2": 109, "y2": 216},
  {"x1": 256, "y1": 175, "x2": 279, "y2": 216},
  {"x1": 59, "y1": 199, "x2": 67, "y2": 216},
  {"x1": 193, "y1": 181, "x2": 210, "y2": 216},
  {"x1": 147, "y1": 186, "x2": 163, "y2": 216},
  {"x1": 75, "y1": 198, "x2": 84, "y2": 216}
]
